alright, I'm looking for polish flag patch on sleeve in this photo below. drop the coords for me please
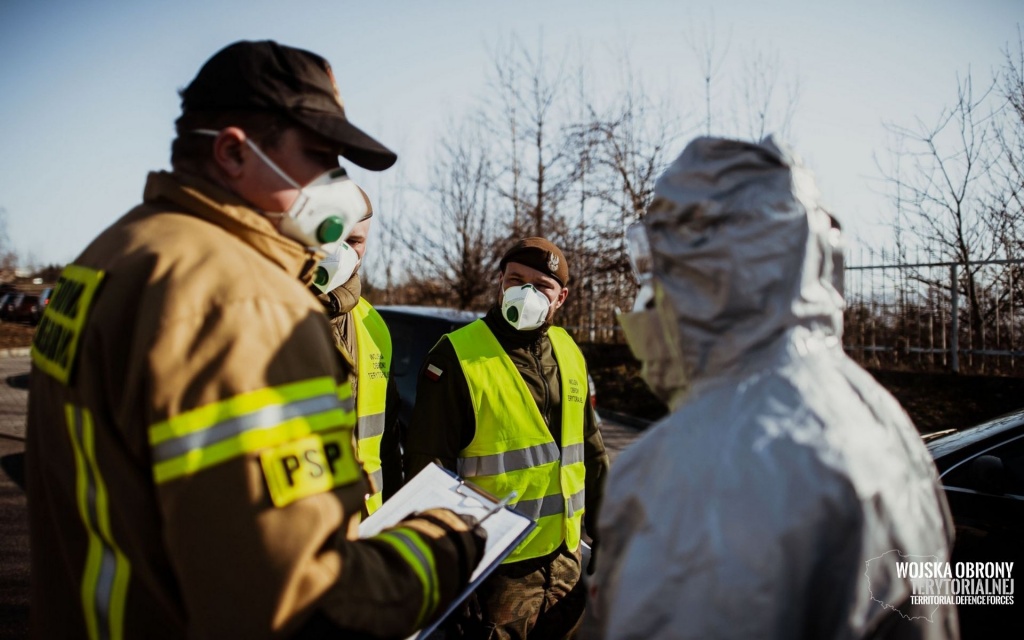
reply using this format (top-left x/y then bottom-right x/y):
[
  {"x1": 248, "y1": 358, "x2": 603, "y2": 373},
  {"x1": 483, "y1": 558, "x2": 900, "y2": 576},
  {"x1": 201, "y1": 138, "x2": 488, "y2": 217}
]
[{"x1": 425, "y1": 364, "x2": 444, "y2": 381}]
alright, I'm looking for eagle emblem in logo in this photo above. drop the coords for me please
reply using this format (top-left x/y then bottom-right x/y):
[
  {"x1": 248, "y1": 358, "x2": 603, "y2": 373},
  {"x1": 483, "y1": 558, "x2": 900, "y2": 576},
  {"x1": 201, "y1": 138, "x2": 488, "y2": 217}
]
[{"x1": 548, "y1": 253, "x2": 560, "y2": 274}]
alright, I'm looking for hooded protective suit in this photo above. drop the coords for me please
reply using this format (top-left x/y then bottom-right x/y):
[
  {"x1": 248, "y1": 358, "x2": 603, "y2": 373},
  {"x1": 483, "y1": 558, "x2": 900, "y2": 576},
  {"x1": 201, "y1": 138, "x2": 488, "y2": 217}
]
[{"x1": 590, "y1": 137, "x2": 958, "y2": 639}]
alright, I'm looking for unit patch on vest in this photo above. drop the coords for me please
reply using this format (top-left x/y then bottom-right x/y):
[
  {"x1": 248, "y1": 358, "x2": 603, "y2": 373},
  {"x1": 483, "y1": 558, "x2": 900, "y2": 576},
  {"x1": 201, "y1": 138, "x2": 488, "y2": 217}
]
[
  {"x1": 567, "y1": 377, "x2": 586, "y2": 404},
  {"x1": 30, "y1": 265, "x2": 105, "y2": 385},
  {"x1": 260, "y1": 430, "x2": 361, "y2": 507},
  {"x1": 367, "y1": 352, "x2": 388, "y2": 380}
]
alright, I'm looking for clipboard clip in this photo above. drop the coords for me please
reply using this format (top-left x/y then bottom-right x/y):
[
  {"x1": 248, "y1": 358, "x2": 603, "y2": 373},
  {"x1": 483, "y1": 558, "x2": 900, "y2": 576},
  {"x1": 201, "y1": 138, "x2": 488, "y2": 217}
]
[
  {"x1": 477, "y1": 491, "x2": 517, "y2": 525},
  {"x1": 453, "y1": 480, "x2": 517, "y2": 525}
]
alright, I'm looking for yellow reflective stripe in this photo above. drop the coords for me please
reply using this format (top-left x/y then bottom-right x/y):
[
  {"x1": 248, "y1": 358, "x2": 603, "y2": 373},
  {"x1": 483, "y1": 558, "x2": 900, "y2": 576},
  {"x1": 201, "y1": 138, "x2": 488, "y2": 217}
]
[
  {"x1": 374, "y1": 528, "x2": 439, "y2": 626},
  {"x1": 66, "y1": 404, "x2": 130, "y2": 640},
  {"x1": 365, "y1": 490, "x2": 383, "y2": 514},
  {"x1": 149, "y1": 378, "x2": 355, "y2": 484},
  {"x1": 150, "y1": 377, "x2": 348, "y2": 443}
]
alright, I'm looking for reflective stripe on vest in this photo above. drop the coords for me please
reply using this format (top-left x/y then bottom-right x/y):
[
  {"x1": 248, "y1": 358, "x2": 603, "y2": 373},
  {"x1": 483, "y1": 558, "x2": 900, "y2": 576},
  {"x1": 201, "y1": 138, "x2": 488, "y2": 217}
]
[
  {"x1": 353, "y1": 298, "x2": 392, "y2": 514},
  {"x1": 449, "y1": 320, "x2": 587, "y2": 562}
]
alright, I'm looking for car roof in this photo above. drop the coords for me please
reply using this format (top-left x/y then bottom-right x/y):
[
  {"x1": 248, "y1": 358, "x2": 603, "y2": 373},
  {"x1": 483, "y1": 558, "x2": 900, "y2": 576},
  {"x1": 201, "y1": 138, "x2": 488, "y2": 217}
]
[
  {"x1": 375, "y1": 305, "x2": 484, "y2": 324},
  {"x1": 926, "y1": 406, "x2": 1024, "y2": 460}
]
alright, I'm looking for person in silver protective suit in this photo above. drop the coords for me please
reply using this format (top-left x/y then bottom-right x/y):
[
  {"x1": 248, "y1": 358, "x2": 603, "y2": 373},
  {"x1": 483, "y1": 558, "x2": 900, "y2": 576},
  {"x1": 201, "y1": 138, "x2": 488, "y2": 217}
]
[{"x1": 587, "y1": 136, "x2": 958, "y2": 640}]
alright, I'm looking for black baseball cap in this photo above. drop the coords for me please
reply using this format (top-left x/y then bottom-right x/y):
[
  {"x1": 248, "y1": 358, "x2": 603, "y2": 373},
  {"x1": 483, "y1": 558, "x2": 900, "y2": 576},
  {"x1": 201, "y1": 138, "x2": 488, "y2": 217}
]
[{"x1": 180, "y1": 40, "x2": 397, "y2": 171}]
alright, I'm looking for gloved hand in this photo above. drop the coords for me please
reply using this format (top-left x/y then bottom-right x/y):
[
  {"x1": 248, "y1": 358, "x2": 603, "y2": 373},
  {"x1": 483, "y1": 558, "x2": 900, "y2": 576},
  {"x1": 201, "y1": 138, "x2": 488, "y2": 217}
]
[
  {"x1": 587, "y1": 538, "x2": 599, "y2": 576},
  {"x1": 399, "y1": 508, "x2": 488, "y2": 596}
]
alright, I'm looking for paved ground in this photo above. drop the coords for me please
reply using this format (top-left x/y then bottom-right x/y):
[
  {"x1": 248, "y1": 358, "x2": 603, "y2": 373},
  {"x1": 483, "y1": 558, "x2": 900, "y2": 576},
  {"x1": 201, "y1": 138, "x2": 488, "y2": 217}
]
[
  {"x1": 0, "y1": 353, "x2": 645, "y2": 637},
  {"x1": 0, "y1": 352, "x2": 28, "y2": 440},
  {"x1": 0, "y1": 352, "x2": 30, "y2": 640}
]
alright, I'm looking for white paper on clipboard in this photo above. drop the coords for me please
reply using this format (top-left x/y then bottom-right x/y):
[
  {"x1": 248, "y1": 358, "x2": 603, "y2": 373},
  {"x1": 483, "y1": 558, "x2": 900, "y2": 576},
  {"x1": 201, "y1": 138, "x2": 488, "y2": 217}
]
[{"x1": 358, "y1": 462, "x2": 536, "y2": 640}]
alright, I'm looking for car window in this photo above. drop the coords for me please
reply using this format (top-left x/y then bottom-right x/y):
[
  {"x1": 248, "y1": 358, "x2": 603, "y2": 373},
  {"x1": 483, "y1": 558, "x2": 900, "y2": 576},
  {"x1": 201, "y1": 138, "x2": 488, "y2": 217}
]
[{"x1": 943, "y1": 433, "x2": 1024, "y2": 497}]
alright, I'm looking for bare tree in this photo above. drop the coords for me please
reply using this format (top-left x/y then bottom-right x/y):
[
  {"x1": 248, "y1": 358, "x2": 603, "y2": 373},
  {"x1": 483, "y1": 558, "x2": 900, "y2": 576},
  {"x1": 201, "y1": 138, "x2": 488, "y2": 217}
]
[
  {"x1": 880, "y1": 73, "x2": 1002, "y2": 353},
  {"x1": 992, "y1": 27, "x2": 1024, "y2": 257},
  {"x1": 686, "y1": 13, "x2": 731, "y2": 136},
  {"x1": 360, "y1": 173, "x2": 410, "y2": 306},
  {"x1": 734, "y1": 46, "x2": 801, "y2": 142},
  {"x1": 0, "y1": 207, "x2": 18, "y2": 273},
  {"x1": 393, "y1": 120, "x2": 502, "y2": 310},
  {"x1": 377, "y1": 27, "x2": 803, "y2": 341},
  {"x1": 483, "y1": 35, "x2": 577, "y2": 242}
]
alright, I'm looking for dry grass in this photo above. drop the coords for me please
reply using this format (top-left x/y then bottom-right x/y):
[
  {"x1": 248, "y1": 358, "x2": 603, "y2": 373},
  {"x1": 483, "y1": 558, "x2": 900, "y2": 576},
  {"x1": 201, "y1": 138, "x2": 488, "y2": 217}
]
[{"x1": 0, "y1": 323, "x2": 34, "y2": 351}]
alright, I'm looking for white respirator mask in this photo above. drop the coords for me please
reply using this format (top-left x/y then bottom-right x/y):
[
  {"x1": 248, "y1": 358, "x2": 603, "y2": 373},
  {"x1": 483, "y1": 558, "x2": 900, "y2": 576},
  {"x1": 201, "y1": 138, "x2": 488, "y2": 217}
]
[
  {"x1": 619, "y1": 222, "x2": 690, "y2": 408},
  {"x1": 193, "y1": 129, "x2": 368, "y2": 248},
  {"x1": 618, "y1": 283, "x2": 690, "y2": 410},
  {"x1": 310, "y1": 240, "x2": 360, "y2": 293},
  {"x1": 501, "y1": 284, "x2": 551, "y2": 331}
]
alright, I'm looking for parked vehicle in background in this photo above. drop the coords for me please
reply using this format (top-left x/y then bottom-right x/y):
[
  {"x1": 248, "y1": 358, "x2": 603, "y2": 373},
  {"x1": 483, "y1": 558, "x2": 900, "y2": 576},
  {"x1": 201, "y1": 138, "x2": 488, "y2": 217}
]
[
  {"x1": 925, "y1": 409, "x2": 1024, "y2": 636},
  {"x1": 34, "y1": 287, "x2": 53, "y2": 323},
  {"x1": 376, "y1": 305, "x2": 598, "y2": 431},
  {"x1": 376, "y1": 305, "x2": 484, "y2": 429},
  {"x1": 7, "y1": 294, "x2": 41, "y2": 324},
  {"x1": 1, "y1": 293, "x2": 26, "y2": 322},
  {"x1": 0, "y1": 293, "x2": 13, "y2": 320}
]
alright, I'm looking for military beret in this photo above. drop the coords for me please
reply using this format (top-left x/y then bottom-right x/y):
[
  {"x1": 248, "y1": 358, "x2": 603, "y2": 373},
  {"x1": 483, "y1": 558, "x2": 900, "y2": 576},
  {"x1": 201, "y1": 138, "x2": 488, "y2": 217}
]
[{"x1": 499, "y1": 237, "x2": 569, "y2": 286}]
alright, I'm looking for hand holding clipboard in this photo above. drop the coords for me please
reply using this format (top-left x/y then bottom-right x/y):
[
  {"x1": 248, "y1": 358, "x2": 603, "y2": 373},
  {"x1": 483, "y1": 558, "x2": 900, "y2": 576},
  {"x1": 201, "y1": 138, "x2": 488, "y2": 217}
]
[{"x1": 358, "y1": 463, "x2": 536, "y2": 640}]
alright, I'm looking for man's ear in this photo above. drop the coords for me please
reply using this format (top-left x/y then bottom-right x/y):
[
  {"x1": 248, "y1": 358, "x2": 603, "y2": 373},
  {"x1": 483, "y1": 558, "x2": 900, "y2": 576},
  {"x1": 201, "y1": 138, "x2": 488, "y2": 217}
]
[
  {"x1": 553, "y1": 286, "x2": 569, "y2": 310},
  {"x1": 210, "y1": 127, "x2": 248, "y2": 178}
]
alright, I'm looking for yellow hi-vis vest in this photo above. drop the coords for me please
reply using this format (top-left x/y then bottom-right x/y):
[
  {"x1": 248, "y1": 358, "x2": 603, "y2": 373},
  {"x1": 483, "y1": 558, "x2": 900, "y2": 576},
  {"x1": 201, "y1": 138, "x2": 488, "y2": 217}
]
[
  {"x1": 448, "y1": 320, "x2": 587, "y2": 563},
  {"x1": 353, "y1": 298, "x2": 392, "y2": 514}
]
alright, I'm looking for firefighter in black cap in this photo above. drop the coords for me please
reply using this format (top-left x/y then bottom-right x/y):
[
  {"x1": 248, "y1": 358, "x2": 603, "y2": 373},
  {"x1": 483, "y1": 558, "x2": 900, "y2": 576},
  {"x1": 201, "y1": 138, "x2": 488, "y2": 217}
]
[{"x1": 26, "y1": 40, "x2": 485, "y2": 639}]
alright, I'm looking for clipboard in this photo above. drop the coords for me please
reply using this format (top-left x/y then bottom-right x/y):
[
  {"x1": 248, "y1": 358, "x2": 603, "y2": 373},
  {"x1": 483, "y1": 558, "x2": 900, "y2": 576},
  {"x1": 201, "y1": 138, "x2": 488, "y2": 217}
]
[{"x1": 358, "y1": 462, "x2": 536, "y2": 639}]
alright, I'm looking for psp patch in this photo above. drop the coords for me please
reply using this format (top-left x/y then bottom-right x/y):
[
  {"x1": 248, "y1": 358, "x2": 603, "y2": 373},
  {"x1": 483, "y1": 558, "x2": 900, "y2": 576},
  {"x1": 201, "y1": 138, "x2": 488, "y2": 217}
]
[
  {"x1": 260, "y1": 429, "x2": 361, "y2": 508},
  {"x1": 31, "y1": 265, "x2": 105, "y2": 385}
]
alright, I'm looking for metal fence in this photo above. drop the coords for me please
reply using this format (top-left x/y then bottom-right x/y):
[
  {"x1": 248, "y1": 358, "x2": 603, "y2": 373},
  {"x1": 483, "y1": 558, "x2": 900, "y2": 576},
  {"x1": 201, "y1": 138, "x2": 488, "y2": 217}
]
[
  {"x1": 533, "y1": 254, "x2": 1024, "y2": 376},
  {"x1": 844, "y1": 256, "x2": 1024, "y2": 374}
]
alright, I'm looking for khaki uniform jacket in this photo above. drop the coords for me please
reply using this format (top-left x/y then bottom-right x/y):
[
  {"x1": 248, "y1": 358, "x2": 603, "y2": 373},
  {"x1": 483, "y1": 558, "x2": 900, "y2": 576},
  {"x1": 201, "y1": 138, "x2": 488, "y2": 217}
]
[
  {"x1": 25, "y1": 171, "x2": 470, "y2": 639},
  {"x1": 405, "y1": 307, "x2": 609, "y2": 544}
]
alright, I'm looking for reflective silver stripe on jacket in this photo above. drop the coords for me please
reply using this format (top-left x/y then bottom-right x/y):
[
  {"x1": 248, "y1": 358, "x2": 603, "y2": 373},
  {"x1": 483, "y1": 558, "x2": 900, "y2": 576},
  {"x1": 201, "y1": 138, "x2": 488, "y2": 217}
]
[
  {"x1": 357, "y1": 411, "x2": 386, "y2": 440},
  {"x1": 151, "y1": 394, "x2": 348, "y2": 463},
  {"x1": 512, "y1": 492, "x2": 566, "y2": 520},
  {"x1": 567, "y1": 487, "x2": 585, "y2": 515},
  {"x1": 457, "y1": 441, "x2": 560, "y2": 478},
  {"x1": 369, "y1": 468, "x2": 383, "y2": 494},
  {"x1": 562, "y1": 442, "x2": 584, "y2": 465},
  {"x1": 514, "y1": 488, "x2": 586, "y2": 521}
]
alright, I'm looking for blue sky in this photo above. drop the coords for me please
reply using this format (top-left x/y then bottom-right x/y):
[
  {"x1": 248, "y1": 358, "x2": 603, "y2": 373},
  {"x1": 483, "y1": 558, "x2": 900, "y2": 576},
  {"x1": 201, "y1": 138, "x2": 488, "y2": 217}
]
[{"x1": 0, "y1": 0, "x2": 1020, "y2": 269}]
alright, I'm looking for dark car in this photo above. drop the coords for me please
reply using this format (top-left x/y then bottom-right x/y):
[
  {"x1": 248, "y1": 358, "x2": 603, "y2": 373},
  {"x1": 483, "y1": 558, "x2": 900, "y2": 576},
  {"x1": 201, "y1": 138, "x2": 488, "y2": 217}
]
[
  {"x1": 376, "y1": 305, "x2": 484, "y2": 427},
  {"x1": 0, "y1": 293, "x2": 13, "y2": 320},
  {"x1": 7, "y1": 293, "x2": 41, "y2": 324},
  {"x1": 376, "y1": 305, "x2": 597, "y2": 429},
  {"x1": 35, "y1": 287, "x2": 53, "y2": 323},
  {"x1": 925, "y1": 409, "x2": 1024, "y2": 635}
]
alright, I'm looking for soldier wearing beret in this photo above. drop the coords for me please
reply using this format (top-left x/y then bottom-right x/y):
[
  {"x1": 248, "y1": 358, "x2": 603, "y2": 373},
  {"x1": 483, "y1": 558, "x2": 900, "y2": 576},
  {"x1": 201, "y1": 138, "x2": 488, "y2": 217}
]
[{"x1": 405, "y1": 237, "x2": 610, "y2": 639}]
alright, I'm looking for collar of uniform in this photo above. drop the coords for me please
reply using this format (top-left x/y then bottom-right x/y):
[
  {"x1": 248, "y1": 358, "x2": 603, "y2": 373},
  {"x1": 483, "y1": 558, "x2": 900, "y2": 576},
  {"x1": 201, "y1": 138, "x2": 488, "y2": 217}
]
[
  {"x1": 316, "y1": 273, "x2": 361, "y2": 318},
  {"x1": 143, "y1": 171, "x2": 321, "y2": 279}
]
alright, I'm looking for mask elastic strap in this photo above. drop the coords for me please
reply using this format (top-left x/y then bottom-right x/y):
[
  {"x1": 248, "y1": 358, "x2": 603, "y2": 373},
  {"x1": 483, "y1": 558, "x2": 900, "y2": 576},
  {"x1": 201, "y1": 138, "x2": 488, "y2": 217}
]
[{"x1": 191, "y1": 128, "x2": 302, "y2": 190}]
